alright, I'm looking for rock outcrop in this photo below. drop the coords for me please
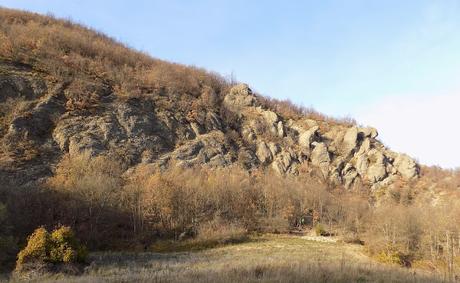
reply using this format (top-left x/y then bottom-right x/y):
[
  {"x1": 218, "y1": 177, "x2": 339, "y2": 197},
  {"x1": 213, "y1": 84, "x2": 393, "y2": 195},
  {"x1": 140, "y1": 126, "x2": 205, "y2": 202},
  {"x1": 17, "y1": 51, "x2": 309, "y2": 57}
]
[
  {"x1": 223, "y1": 83, "x2": 256, "y2": 111},
  {"x1": 216, "y1": 84, "x2": 420, "y2": 190},
  {"x1": 0, "y1": 61, "x2": 419, "y2": 191}
]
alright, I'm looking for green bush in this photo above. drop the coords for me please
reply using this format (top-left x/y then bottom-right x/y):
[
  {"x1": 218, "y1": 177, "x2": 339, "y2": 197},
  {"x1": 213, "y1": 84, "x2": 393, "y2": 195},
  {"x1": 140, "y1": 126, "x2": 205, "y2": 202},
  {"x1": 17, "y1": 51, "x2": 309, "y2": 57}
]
[{"x1": 16, "y1": 226, "x2": 87, "y2": 271}]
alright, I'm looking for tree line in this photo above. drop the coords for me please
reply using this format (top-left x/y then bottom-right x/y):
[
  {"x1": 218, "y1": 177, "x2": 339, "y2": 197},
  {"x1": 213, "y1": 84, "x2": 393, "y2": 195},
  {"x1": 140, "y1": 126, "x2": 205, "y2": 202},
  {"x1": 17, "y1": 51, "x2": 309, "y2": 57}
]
[{"x1": 1, "y1": 152, "x2": 460, "y2": 277}]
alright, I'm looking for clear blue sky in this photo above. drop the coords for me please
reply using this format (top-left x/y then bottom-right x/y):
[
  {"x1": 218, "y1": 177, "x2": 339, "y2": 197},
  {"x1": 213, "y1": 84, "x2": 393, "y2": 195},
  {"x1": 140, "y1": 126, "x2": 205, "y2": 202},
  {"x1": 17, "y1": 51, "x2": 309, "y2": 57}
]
[{"x1": 1, "y1": 0, "x2": 459, "y2": 168}]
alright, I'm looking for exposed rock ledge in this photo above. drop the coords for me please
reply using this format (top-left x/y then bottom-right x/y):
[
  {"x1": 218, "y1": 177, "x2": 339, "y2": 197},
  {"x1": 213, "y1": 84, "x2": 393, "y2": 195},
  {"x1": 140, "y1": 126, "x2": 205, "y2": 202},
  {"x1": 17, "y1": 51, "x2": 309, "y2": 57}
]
[{"x1": 0, "y1": 66, "x2": 419, "y2": 190}]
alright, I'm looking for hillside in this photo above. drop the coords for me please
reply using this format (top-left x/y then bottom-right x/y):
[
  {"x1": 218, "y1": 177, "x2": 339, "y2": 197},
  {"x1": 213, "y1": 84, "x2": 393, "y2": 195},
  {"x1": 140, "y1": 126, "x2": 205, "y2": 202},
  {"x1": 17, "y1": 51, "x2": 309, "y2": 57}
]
[
  {"x1": 1, "y1": 7, "x2": 460, "y2": 281},
  {"x1": 0, "y1": 8, "x2": 419, "y2": 192}
]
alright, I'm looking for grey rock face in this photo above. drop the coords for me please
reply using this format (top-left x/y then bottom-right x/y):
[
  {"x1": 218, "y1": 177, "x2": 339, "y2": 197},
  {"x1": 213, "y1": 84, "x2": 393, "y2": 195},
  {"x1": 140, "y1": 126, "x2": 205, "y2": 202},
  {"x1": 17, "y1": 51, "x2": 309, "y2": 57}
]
[
  {"x1": 366, "y1": 150, "x2": 388, "y2": 182},
  {"x1": 261, "y1": 110, "x2": 278, "y2": 125},
  {"x1": 169, "y1": 131, "x2": 232, "y2": 168},
  {"x1": 299, "y1": 126, "x2": 319, "y2": 149},
  {"x1": 256, "y1": 141, "x2": 273, "y2": 165},
  {"x1": 359, "y1": 127, "x2": 378, "y2": 138},
  {"x1": 272, "y1": 149, "x2": 296, "y2": 175},
  {"x1": 268, "y1": 142, "x2": 281, "y2": 156},
  {"x1": 223, "y1": 83, "x2": 256, "y2": 111},
  {"x1": 52, "y1": 98, "x2": 173, "y2": 164},
  {"x1": 355, "y1": 154, "x2": 370, "y2": 176},
  {"x1": 342, "y1": 163, "x2": 358, "y2": 189},
  {"x1": 310, "y1": 142, "x2": 330, "y2": 176},
  {"x1": 342, "y1": 127, "x2": 359, "y2": 156},
  {"x1": 0, "y1": 68, "x2": 420, "y2": 191},
  {"x1": 6, "y1": 85, "x2": 65, "y2": 139},
  {"x1": 205, "y1": 112, "x2": 222, "y2": 131},
  {"x1": 0, "y1": 74, "x2": 47, "y2": 102},
  {"x1": 394, "y1": 153, "x2": 419, "y2": 179},
  {"x1": 310, "y1": 142, "x2": 330, "y2": 166},
  {"x1": 277, "y1": 121, "x2": 284, "y2": 137}
]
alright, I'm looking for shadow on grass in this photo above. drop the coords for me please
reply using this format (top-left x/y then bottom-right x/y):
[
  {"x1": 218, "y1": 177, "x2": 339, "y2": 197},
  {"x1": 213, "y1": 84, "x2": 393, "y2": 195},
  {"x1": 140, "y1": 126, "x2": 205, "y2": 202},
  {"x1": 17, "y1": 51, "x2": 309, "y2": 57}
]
[
  {"x1": 149, "y1": 232, "x2": 268, "y2": 253},
  {"x1": 88, "y1": 234, "x2": 268, "y2": 268}
]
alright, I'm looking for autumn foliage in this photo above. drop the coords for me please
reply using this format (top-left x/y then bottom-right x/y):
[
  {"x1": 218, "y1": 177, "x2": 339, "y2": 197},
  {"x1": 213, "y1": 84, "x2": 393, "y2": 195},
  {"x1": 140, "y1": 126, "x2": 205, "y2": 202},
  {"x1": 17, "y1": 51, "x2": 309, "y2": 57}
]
[{"x1": 16, "y1": 226, "x2": 86, "y2": 271}]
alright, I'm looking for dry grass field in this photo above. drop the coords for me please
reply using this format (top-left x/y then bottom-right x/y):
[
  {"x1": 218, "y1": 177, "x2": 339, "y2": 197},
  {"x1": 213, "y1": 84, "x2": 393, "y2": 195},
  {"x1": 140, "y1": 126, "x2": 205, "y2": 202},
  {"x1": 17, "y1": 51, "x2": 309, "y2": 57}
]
[{"x1": 6, "y1": 234, "x2": 446, "y2": 283}]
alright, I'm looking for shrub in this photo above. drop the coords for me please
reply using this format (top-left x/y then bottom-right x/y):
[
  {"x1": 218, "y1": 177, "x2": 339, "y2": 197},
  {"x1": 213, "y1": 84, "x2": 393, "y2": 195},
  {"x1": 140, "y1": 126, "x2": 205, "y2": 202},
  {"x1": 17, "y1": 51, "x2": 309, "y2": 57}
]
[
  {"x1": 15, "y1": 226, "x2": 86, "y2": 272},
  {"x1": 16, "y1": 227, "x2": 51, "y2": 267},
  {"x1": 50, "y1": 226, "x2": 87, "y2": 263},
  {"x1": 375, "y1": 248, "x2": 413, "y2": 267}
]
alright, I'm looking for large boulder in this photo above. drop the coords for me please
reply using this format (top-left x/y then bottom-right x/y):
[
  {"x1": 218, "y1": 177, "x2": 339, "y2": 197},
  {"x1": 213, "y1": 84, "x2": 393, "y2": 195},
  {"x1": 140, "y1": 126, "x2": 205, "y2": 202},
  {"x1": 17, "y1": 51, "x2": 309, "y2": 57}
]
[
  {"x1": 357, "y1": 138, "x2": 371, "y2": 155},
  {"x1": 258, "y1": 109, "x2": 285, "y2": 137},
  {"x1": 299, "y1": 126, "x2": 319, "y2": 149},
  {"x1": 366, "y1": 150, "x2": 387, "y2": 182},
  {"x1": 223, "y1": 84, "x2": 256, "y2": 111},
  {"x1": 342, "y1": 127, "x2": 359, "y2": 156},
  {"x1": 359, "y1": 127, "x2": 378, "y2": 138},
  {"x1": 394, "y1": 153, "x2": 419, "y2": 179},
  {"x1": 261, "y1": 110, "x2": 278, "y2": 125}
]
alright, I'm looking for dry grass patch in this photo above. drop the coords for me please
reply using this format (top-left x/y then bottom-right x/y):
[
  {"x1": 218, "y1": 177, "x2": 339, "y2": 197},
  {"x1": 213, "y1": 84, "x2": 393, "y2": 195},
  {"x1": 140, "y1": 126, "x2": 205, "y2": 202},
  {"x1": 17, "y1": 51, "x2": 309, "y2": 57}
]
[
  {"x1": 151, "y1": 221, "x2": 249, "y2": 252},
  {"x1": 10, "y1": 234, "x2": 444, "y2": 283}
]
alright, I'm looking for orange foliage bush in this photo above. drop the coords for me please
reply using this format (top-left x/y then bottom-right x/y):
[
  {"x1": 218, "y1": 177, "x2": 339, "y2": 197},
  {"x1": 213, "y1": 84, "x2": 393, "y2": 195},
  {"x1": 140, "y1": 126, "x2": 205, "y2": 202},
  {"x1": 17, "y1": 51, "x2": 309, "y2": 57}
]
[{"x1": 16, "y1": 226, "x2": 86, "y2": 272}]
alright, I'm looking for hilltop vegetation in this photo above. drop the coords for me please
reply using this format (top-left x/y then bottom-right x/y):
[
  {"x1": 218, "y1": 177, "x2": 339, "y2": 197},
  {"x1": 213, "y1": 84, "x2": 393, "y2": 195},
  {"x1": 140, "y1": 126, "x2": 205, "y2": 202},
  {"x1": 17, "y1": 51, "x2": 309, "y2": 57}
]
[{"x1": 1, "y1": 7, "x2": 460, "y2": 281}]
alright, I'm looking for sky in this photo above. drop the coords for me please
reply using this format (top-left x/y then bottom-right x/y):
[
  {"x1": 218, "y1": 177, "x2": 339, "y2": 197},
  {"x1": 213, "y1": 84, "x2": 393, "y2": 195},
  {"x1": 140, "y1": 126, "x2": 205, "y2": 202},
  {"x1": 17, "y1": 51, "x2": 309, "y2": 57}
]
[{"x1": 1, "y1": 0, "x2": 459, "y2": 168}]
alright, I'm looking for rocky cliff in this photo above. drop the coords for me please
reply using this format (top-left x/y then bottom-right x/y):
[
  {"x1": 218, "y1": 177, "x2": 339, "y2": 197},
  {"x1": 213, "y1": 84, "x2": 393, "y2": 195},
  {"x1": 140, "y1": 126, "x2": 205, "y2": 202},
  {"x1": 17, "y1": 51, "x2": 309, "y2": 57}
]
[
  {"x1": 0, "y1": 8, "x2": 419, "y2": 190},
  {"x1": 0, "y1": 62, "x2": 418, "y2": 190}
]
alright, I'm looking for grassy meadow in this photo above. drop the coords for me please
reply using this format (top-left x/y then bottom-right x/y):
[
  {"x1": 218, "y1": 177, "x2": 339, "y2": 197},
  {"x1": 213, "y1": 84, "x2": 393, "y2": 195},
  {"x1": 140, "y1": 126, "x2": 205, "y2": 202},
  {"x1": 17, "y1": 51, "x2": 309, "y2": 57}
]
[{"x1": 6, "y1": 234, "x2": 447, "y2": 283}]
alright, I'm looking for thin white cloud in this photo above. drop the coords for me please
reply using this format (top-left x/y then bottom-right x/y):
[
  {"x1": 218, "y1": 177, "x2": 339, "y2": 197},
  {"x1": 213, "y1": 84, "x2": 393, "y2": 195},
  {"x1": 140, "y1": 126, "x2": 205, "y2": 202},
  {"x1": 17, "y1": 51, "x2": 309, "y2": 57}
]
[{"x1": 355, "y1": 93, "x2": 460, "y2": 169}]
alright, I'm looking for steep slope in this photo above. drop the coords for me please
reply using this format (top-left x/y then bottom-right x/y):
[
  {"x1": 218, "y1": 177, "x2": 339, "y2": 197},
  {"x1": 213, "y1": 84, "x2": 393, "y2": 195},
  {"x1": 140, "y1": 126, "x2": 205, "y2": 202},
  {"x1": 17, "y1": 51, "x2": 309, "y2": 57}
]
[{"x1": 0, "y1": 8, "x2": 418, "y2": 191}]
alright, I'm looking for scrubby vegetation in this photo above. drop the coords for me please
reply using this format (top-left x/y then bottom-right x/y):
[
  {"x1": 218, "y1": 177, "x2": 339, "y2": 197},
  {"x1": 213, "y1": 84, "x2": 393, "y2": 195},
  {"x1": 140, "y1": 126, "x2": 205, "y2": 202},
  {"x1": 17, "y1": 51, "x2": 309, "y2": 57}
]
[
  {"x1": 0, "y1": 7, "x2": 356, "y2": 129},
  {"x1": 0, "y1": 8, "x2": 225, "y2": 97},
  {"x1": 1, "y1": 151, "x2": 460, "y2": 280},
  {"x1": 257, "y1": 95, "x2": 357, "y2": 127}
]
